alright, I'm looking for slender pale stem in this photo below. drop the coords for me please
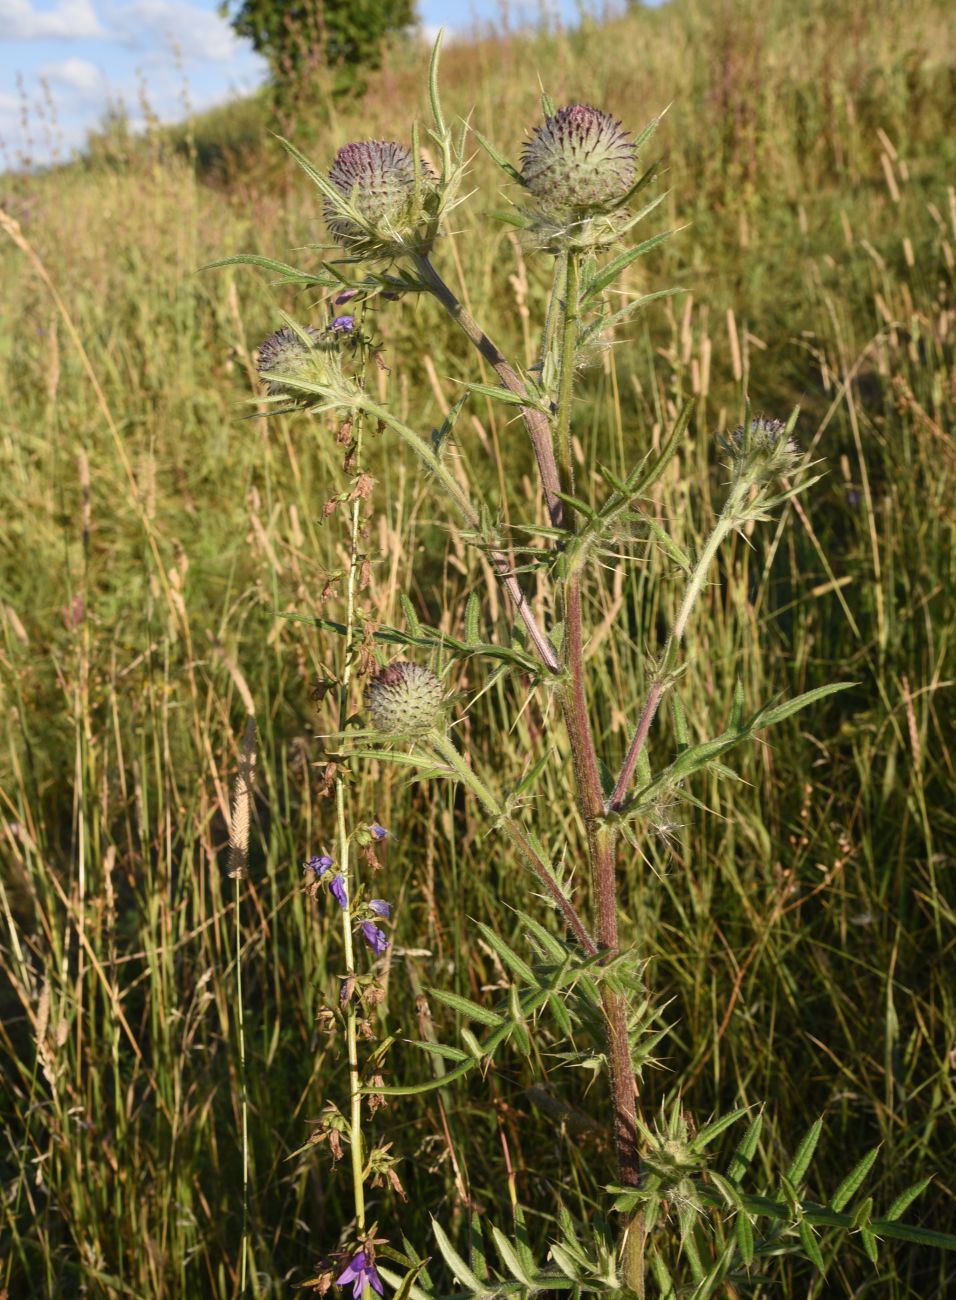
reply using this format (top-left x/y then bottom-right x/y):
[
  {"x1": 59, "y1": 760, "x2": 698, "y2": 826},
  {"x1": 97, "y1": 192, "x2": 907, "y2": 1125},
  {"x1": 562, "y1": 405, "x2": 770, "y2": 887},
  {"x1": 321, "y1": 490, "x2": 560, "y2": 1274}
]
[
  {"x1": 235, "y1": 876, "x2": 249, "y2": 1293},
  {"x1": 429, "y1": 731, "x2": 596, "y2": 955},
  {"x1": 337, "y1": 403, "x2": 368, "y2": 1246}
]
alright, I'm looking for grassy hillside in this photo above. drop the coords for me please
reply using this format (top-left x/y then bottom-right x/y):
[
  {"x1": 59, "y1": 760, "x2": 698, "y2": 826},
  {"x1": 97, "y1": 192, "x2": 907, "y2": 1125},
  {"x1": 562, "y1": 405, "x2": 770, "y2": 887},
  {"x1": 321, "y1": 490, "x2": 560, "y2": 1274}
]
[{"x1": 1, "y1": 0, "x2": 955, "y2": 1294}]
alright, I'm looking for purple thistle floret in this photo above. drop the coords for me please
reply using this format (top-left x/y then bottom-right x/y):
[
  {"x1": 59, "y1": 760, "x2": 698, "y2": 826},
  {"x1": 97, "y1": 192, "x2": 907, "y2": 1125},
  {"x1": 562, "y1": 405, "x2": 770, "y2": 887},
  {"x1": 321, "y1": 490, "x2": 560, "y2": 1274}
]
[
  {"x1": 336, "y1": 1251, "x2": 384, "y2": 1299},
  {"x1": 368, "y1": 898, "x2": 392, "y2": 918},
  {"x1": 369, "y1": 823, "x2": 389, "y2": 841},
  {"x1": 331, "y1": 315, "x2": 355, "y2": 333},
  {"x1": 307, "y1": 854, "x2": 334, "y2": 877},
  {"x1": 361, "y1": 922, "x2": 389, "y2": 956},
  {"x1": 330, "y1": 875, "x2": 348, "y2": 909}
]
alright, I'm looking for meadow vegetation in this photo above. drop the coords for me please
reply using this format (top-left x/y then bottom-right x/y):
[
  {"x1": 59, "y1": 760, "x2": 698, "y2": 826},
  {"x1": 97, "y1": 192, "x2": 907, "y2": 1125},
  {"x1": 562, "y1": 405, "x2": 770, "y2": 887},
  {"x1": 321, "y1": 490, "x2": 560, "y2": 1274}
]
[{"x1": 1, "y1": 0, "x2": 955, "y2": 1294}]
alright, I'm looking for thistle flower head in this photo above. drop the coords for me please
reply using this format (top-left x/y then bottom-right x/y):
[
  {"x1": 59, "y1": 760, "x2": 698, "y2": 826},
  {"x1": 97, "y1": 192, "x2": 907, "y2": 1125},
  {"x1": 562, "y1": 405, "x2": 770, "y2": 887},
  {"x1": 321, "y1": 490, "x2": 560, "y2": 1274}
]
[
  {"x1": 727, "y1": 417, "x2": 801, "y2": 486},
  {"x1": 364, "y1": 661, "x2": 445, "y2": 734},
  {"x1": 326, "y1": 140, "x2": 437, "y2": 254},
  {"x1": 521, "y1": 105, "x2": 636, "y2": 218},
  {"x1": 256, "y1": 325, "x2": 322, "y2": 396}
]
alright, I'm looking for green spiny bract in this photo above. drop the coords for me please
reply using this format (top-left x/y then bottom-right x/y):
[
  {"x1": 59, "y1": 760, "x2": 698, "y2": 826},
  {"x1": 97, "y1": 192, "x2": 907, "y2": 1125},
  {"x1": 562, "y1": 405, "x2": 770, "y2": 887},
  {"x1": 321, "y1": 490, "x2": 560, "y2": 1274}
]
[
  {"x1": 725, "y1": 417, "x2": 801, "y2": 488},
  {"x1": 326, "y1": 140, "x2": 438, "y2": 257},
  {"x1": 364, "y1": 662, "x2": 445, "y2": 734}
]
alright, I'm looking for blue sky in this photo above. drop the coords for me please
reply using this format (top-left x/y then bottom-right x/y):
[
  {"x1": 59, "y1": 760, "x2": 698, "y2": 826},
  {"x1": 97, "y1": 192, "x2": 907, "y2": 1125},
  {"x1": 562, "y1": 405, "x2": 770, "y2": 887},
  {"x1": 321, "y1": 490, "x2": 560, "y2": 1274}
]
[{"x1": 0, "y1": 0, "x2": 626, "y2": 166}]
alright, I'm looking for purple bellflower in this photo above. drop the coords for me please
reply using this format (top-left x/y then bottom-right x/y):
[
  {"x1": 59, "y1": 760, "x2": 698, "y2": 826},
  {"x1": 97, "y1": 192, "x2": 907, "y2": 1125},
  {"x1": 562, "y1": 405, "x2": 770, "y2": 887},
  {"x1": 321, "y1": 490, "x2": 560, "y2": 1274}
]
[
  {"x1": 331, "y1": 315, "x2": 355, "y2": 333},
  {"x1": 361, "y1": 922, "x2": 389, "y2": 956},
  {"x1": 336, "y1": 1250, "x2": 384, "y2": 1298},
  {"x1": 307, "y1": 855, "x2": 334, "y2": 877},
  {"x1": 330, "y1": 875, "x2": 348, "y2": 909},
  {"x1": 368, "y1": 899, "x2": 392, "y2": 918},
  {"x1": 369, "y1": 823, "x2": 389, "y2": 841}
]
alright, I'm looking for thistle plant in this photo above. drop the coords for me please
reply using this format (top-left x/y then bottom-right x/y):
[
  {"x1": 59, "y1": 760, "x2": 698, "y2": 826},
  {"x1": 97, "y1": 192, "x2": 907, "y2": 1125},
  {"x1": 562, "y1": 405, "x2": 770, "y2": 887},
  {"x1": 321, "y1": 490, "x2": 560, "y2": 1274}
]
[{"x1": 212, "y1": 35, "x2": 956, "y2": 1298}]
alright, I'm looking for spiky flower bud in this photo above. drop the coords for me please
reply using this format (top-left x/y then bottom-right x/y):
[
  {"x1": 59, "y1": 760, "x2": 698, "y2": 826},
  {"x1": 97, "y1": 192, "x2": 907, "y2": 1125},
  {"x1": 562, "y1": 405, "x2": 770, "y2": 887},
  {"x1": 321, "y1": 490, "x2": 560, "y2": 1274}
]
[
  {"x1": 326, "y1": 140, "x2": 436, "y2": 252},
  {"x1": 728, "y1": 417, "x2": 800, "y2": 486},
  {"x1": 365, "y1": 662, "x2": 445, "y2": 734},
  {"x1": 521, "y1": 105, "x2": 636, "y2": 218},
  {"x1": 256, "y1": 326, "x2": 322, "y2": 396}
]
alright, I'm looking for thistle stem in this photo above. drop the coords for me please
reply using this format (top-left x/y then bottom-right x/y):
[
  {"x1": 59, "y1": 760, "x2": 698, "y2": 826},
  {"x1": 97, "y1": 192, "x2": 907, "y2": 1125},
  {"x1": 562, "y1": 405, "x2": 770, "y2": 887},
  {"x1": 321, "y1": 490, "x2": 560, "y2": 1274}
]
[
  {"x1": 554, "y1": 249, "x2": 579, "y2": 502},
  {"x1": 550, "y1": 252, "x2": 642, "y2": 1197}
]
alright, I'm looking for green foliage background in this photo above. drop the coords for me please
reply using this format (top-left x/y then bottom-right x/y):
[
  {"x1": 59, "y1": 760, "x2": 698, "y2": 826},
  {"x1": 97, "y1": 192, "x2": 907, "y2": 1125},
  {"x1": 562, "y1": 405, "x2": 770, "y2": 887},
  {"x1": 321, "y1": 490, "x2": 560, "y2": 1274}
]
[
  {"x1": 1, "y1": 0, "x2": 954, "y2": 1294},
  {"x1": 220, "y1": 0, "x2": 416, "y2": 95}
]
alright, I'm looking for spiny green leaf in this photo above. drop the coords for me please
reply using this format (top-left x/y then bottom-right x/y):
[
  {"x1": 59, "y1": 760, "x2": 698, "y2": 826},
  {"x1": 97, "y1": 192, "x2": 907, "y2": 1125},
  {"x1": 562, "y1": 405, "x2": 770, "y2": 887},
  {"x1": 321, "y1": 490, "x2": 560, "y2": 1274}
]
[
  {"x1": 799, "y1": 1218, "x2": 826, "y2": 1273},
  {"x1": 464, "y1": 592, "x2": 481, "y2": 645},
  {"x1": 754, "y1": 681, "x2": 856, "y2": 730},
  {"x1": 581, "y1": 217, "x2": 673, "y2": 301},
  {"x1": 474, "y1": 922, "x2": 537, "y2": 986},
  {"x1": 735, "y1": 1208, "x2": 755, "y2": 1265},
  {"x1": 201, "y1": 253, "x2": 325, "y2": 284},
  {"x1": 474, "y1": 129, "x2": 524, "y2": 184},
  {"x1": 831, "y1": 1147, "x2": 881, "y2": 1213},
  {"x1": 400, "y1": 593, "x2": 422, "y2": 636},
  {"x1": 432, "y1": 1218, "x2": 486, "y2": 1292},
  {"x1": 786, "y1": 1118, "x2": 824, "y2": 1188},
  {"x1": 884, "y1": 1176, "x2": 933, "y2": 1222},
  {"x1": 428, "y1": 987, "x2": 504, "y2": 1028},
  {"x1": 409, "y1": 1040, "x2": 471, "y2": 1065},
  {"x1": 490, "y1": 1225, "x2": 535, "y2": 1287},
  {"x1": 726, "y1": 1112, "x2": 763, "y2": 1183}
]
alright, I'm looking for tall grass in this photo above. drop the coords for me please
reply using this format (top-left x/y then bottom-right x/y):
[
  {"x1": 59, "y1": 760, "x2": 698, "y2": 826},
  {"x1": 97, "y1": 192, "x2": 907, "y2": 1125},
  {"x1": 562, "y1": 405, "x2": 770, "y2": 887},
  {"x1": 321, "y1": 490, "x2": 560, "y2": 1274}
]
[{"x1": 1, "y1": 0, "x2": 954, "y2": 1294}]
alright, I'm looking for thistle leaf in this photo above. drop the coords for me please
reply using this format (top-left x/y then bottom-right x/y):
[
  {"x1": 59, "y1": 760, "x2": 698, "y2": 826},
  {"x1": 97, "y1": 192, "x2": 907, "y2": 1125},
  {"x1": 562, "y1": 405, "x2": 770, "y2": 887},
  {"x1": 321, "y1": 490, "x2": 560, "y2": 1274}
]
[
  {"x1": 831, "y1": 1146, "x2": 881, "y2": 1213},
  {"x1": 428, "y1": 987, "x2": 504, "y2": 1028},
  {"x1": 786, "y1": 1118, "x2": 824, "y2": 1188}
]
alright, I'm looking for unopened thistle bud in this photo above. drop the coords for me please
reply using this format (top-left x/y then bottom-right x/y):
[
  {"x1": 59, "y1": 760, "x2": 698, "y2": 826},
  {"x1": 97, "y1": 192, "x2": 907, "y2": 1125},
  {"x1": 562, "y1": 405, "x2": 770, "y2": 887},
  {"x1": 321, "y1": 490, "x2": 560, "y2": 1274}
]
[
  {"x1": 256, "y1": 326, "x2": 322, "y2": 396},
  {"x1": 365, "y1": 661, "x2": 445, "y2": 734},
  {"x1": 521, "y1": 105, "x2": 636, "y2": 218},
  {"x1": 727, "y1": 417, "x2": 800, "y2": 486},
  {"x1": 326, "y1": 140, "x2": 436, "y2": 253}
]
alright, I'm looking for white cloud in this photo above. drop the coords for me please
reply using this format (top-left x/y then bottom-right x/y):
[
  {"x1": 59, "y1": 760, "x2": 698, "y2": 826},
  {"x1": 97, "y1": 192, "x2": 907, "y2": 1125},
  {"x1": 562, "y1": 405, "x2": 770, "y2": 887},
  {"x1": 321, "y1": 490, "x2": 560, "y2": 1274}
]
[
  {"x1": 1, "y1": 0, "x2": 102, "y2": 40},
  {"x1": 39, "y1": 56, "x2": 105, "y2": 99},
  {"x1": 105, "y1": 0, "x2": 243, "y2": 63}
]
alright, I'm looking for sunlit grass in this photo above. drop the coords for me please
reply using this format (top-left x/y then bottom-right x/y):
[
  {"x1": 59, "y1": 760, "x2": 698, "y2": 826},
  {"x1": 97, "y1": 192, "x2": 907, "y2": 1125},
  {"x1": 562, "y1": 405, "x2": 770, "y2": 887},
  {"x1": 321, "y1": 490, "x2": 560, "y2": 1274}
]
[{"x1": 1, "y1": 0, "x2": 954, "y2": 1294}]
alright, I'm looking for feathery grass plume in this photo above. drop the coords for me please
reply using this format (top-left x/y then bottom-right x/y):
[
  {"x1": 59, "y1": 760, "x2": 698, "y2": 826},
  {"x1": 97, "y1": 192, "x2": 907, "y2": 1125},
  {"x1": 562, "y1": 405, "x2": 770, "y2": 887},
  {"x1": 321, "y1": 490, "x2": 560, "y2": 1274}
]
[
  {"x1": 521, "y1": 104, "x2": 636, "y2": 217},
  {"x1": 227, "y1": 716, "x2": 257, "y2": 880},
  {"x1": 326, "y1": 140, "x2": 437, "y2": 255},
  {"x1": 256, "y1": 325, "x2": 322, "y2": 397},
  {"x1": 364, "y1": 661, "x2": 444, "y2": 734}
]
